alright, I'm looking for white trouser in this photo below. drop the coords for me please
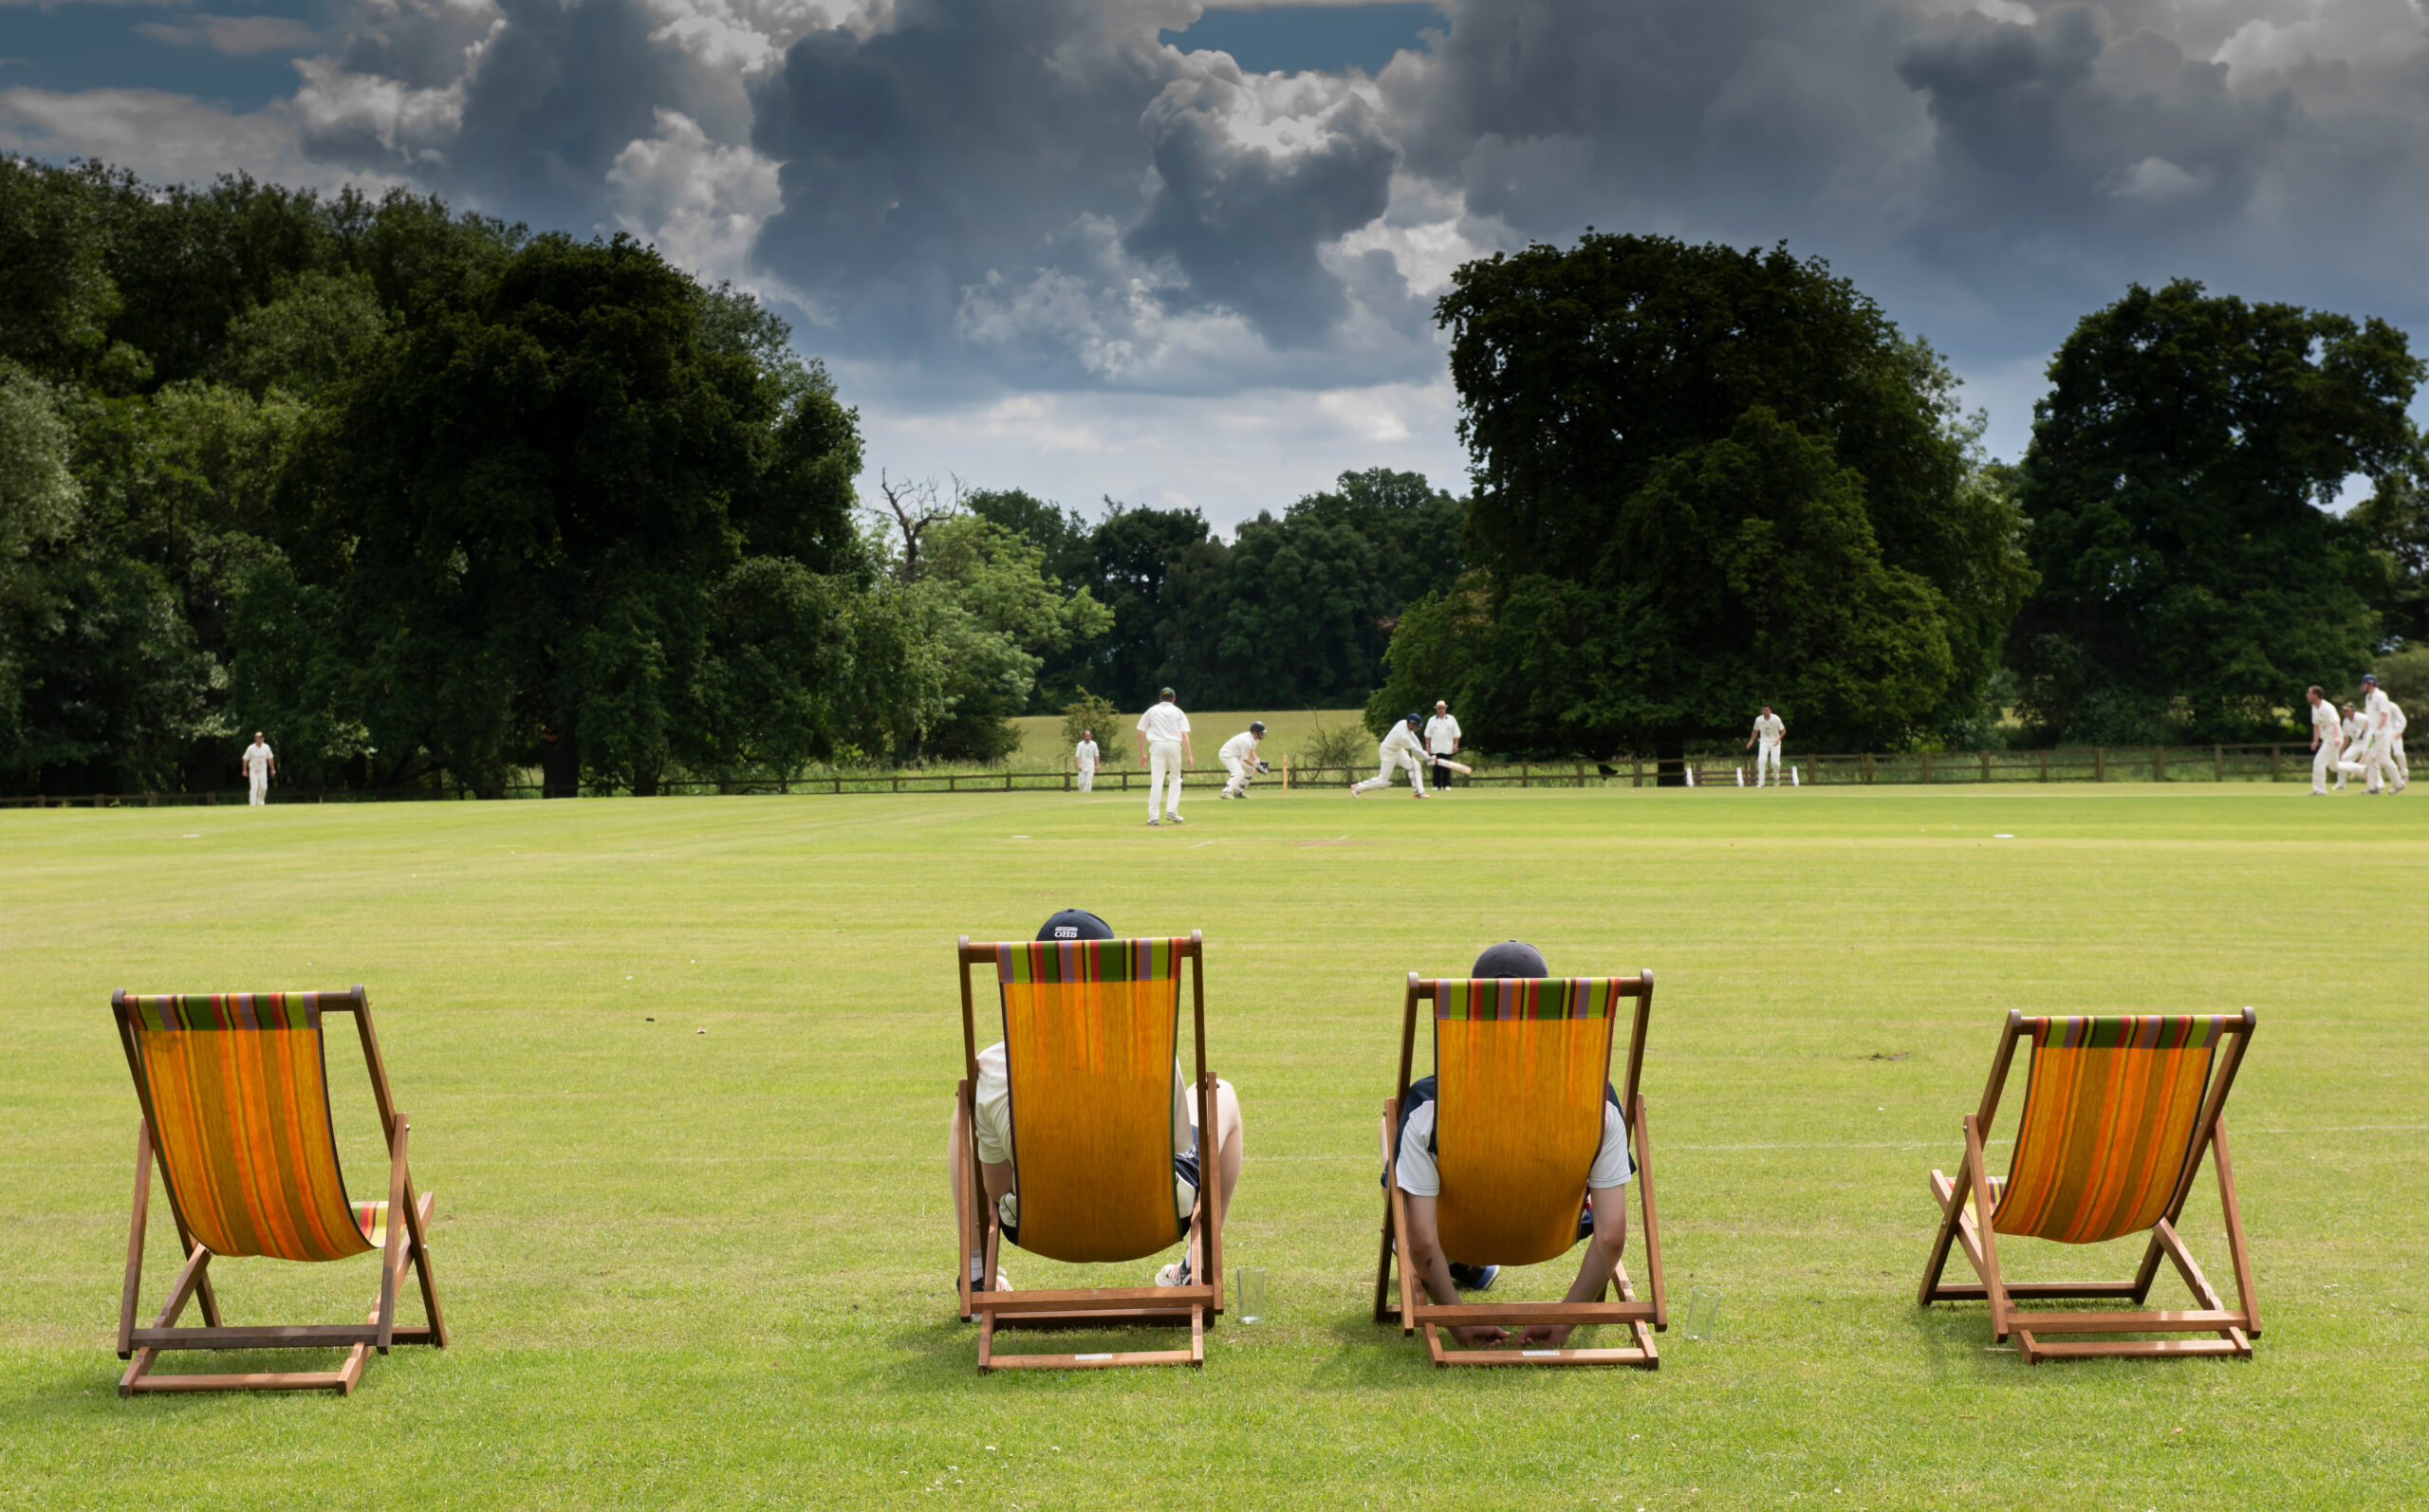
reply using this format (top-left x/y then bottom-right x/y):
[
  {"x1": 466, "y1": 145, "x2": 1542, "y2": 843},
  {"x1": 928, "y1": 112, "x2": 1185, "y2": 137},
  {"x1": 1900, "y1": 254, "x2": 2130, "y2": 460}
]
[
  {"x1": 248, "y1": 773, "x2": 268, "y2": 805},
  {"x1": 2393, "y1": 736, "x2": 2409, "y2": 784},
  {"x1": 1147, "y1": 740, "x2": 1183, "y2": 819},
  {"x1": 1352, "y1": 747, "x2": 1426, "y2": 795},
  {"x1": 1755, "y1": 743, "x2": 1781, "y2": 784},
  {"x1": 2340, "y1": 734, "x2": 2393, "y2": 792},
  {"x1": 2313, "y1": 742, "x2": 2339, "y2": 794},
  {"x1": 1077, "y1": 764, "x2": 1094, "y2": 793},
  {"x1": 1222, "y1": 755, "x2": 1251, "y2": 797}
]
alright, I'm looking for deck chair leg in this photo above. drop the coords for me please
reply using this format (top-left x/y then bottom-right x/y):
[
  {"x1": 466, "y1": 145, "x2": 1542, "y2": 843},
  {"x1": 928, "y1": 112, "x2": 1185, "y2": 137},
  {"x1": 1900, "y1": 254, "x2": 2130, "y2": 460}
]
[
  {"x1": 1632, "y1": 1094, "x2": 1667, "y2": 1331},
  {"x1": 1612, "y1": 1255, "x2": 1659, "y2": 1365},
  {"x1": 376, "y1": 1112, "x2": 409, "y2": 1353},
  {"x1": 120, "y1": 1242, "x2": 213, "y2": 1397},
  {"x1": 119, "y1": 1122, "x2": 154, "y2": 1358},
  {"x1": 953, "y1": 1080, "x2": 981, "y2": 1321},
  {"x1": 400, "y1": 1184, "x2": 448, "y2": 1348},
  {"x1": 2211, "y1": 1121, "x2": 2260, "y2": 1338},
  {"x1": 1389, "y1": 1169, "x2": 1421, "y2": 1339},
  {"x1": 1373, "y1": 1102, "x2": 1400, "y2": 1325}
]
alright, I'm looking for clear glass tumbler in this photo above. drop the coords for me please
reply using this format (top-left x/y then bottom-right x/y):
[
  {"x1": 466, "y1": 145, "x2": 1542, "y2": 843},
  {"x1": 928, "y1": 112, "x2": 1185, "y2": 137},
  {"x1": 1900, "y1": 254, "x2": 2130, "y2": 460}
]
[
  {"x1": 1235, "y1": 1265, "x2": 1268, "y2": 1324},
  {"x1": 1682, "y1": 1287, "x2": 1722, "y2": 1341}
]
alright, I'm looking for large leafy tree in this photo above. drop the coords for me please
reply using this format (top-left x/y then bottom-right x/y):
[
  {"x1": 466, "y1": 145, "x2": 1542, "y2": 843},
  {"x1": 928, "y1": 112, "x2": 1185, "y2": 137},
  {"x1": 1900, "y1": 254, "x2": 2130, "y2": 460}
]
[
  {"x1": 304, "y1": 234, "x2": 839, "y2": 795},
  {"x1": 2010, "y1": 280, "x2": 2420, "y2": 744},
  {"x1": 1422, "y1": 233, "x2": 2028, "y2": 757}
]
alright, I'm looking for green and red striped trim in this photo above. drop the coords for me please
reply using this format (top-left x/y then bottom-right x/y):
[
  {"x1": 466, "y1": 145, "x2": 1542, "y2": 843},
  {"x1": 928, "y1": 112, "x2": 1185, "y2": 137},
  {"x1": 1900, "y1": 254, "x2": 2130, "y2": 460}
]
[
  {"x1": 122, "y1": 992, "x2": 325, "y2": 1032},
  {"x1": 1434, "y1": 977, "x2": 1628, "y2": 1022},
  {"x1": 992, "y1": 938, "x2": 1184, "y2": 985},
  {"x1": 2026, "y1": 1015, "x2": 2229, "y2": 1051}
]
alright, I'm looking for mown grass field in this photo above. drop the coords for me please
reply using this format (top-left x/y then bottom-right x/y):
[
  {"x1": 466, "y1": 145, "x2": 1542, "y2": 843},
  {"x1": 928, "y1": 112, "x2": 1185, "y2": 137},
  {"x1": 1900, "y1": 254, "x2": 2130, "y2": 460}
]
[{"x1": 1, "y1": 784, "x2": 2423, "y2": 1509}]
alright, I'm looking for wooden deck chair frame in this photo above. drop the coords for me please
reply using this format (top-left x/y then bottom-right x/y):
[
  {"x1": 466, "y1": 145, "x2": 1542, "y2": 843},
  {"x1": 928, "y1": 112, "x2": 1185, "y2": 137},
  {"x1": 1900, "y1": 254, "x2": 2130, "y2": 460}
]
[
  {"x1": 1372, "y1": 970, "x2": 1667, "y2": 1369},
  {"x1": 952, "y1": 932, "x2": 1224, "y2": 1372},
  {"x1": 110, "y1": 986, "x2": 448, "y2": 1395},
  {"x1": 1919, "y1": 1008, "x2": 2259, "y2": 1364}
]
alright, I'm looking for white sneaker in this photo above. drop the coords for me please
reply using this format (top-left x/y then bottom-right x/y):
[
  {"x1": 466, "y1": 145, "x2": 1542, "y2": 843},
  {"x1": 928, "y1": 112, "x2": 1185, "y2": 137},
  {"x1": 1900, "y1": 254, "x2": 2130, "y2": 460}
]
[{"x1": 1154, "y1": 1260, "x2": 1192, "y2": 1287}]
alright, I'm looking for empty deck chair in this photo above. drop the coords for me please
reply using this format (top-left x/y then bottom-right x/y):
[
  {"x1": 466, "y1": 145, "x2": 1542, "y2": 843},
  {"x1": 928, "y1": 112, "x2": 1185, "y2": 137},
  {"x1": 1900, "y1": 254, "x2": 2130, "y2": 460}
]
[
  {"x1": 952, "y1": 933, "x2": 1224, "y2": 1371},
  {"x1": 1373, "y1": 971, "x2": 1667, "y2": 1368},
  {"x1": 1919, "y1": 1009, "x2": 2259, "y2": 1363},
  {"x1": 109, "y1": 986, "x2": 447, "y2": 1395}
]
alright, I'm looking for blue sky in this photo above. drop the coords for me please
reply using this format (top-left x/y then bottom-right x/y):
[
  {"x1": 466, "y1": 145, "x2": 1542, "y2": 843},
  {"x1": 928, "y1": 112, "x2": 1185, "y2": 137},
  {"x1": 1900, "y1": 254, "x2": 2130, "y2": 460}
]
[{"x1": 6, "y1": 0, "x2": 2428, "y2": 530}]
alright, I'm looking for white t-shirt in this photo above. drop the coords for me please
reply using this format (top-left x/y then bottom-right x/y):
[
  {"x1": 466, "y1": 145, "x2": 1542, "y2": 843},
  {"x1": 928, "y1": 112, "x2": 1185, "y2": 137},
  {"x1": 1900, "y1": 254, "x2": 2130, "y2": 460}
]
[
  {"x1": 2312, "y1": 701, "x2": 2342, "y2": 742},
  {"x1": 1075, "y1": 738, "x2": 1099, "y2": 770},
  {"x1": 1423, "y1": 714, "x2": 1461, "y2": 754},
  {"x1": 1218, "y1": 731, "x2": 1259, "y2": 765},
  {"x1": 241, "y1": 744, "x2": 274, "y2": 778},
  {"x1": 1381, "y1": 723, "x2": 1423, "y2": 760},
  {"x1": 2366, "y1": 689, "x2": 2392, "y2": 732},
  {"x1": 1137, "y1": 703, "x2": 1191, "y2": 745},
  {"x1": 1394, "y1": 1097, "x2": 1634, "y2": 1196},
  {"x1": 1753, "y1": 713, "x2": 1785, "y2": 747},
  {"x1": 2387, "y1": 699, "x2": 2406, "y2": 736},
  {"x1": 970, "y1": 1041, "x2": 1194, "y2": 1230}
]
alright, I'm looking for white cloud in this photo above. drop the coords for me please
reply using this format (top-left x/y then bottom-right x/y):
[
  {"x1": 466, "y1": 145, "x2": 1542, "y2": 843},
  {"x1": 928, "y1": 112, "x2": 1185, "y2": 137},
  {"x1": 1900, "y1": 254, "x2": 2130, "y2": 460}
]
[
  {"x1": 0, "y1": 85, "x2": 406, "y2": 192},
  {"x1": 605, "y1": 107, "x2": 785, "y2": 288},
  {"x1": 134, "y1": 16, "x2": 323, "y2": 55}
]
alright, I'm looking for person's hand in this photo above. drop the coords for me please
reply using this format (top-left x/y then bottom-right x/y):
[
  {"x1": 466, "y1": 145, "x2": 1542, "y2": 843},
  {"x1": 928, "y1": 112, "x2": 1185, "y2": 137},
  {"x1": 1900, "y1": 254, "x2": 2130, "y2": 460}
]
[
  {"x1": 1520, "y1": 1322, "x2": 1574, "y2": 1348},
  {"x1": 1450, "y1": 1325, "x2": 1509, "y2": 1347}
]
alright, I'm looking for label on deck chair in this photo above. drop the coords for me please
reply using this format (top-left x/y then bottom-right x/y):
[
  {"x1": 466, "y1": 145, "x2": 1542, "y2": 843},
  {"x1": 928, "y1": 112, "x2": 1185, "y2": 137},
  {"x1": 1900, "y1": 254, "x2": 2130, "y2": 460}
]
[
  {"x1": 1522, "y1": 1350, "x2": 1560, "y2": 1356},
  {"x1": 1076, "y1": 1353, "x2": 1113, "y2": 1361}
]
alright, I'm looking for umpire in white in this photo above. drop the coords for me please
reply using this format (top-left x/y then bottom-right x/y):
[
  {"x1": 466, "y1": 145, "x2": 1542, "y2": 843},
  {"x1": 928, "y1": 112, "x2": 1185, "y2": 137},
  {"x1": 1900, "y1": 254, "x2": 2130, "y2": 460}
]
[{"x1": 1424, "y1": 701, "x2": 1461, "y2": 790}]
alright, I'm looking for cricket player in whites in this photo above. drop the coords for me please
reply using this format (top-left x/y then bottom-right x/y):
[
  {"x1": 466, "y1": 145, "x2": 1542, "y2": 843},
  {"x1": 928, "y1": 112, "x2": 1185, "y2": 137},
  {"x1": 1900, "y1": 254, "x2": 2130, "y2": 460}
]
[
  {"x1": 1218, "y1": 722, "x2": 1269, "y2": 798},
  {"x1": 1351, "y1": 713, "x2": 1431, "y2": 798},
  {"x1": 1424, "y1": 701, "x2": 1461, "y2": 790},
  {"x1": 1746, "y1": 705, "x2": 1786, "y2": 786},
  {"x1": 241, "y1": 730, "x2": 276, "y2": 805},
  {"x1": 2307, "y1": 686, "x2": 2343, "y2": 794},
  {"x1": 2387, "y1": 694, "x2": 2409, "y2": 789},
  {"x1": 1075, "y1": 728, "x2": 1100, "y2": 793},
  {"x1": 2345, "y1": 673, "x2": 2400, "y2": 794},
  {"x1": 1137, "y1": 688, "x2": 1192, "y2": 825}
]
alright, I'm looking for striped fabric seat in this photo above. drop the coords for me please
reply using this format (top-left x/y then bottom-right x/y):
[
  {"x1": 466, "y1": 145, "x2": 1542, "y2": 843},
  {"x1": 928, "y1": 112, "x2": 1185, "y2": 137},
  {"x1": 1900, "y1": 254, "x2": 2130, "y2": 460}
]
[
  {"x1": 1434, "y1": 978, "x2": 1624, "y2": 1268},
  {"x1": 993, "y1": 937, "x2": 1189, "y2": 1264},
  {"x1": 121, "y1": 993, "x2": 374, "y2": 1263},
  {"x1": 1993, "y1": 1015, "x2": 2230, "y2": 1244}
]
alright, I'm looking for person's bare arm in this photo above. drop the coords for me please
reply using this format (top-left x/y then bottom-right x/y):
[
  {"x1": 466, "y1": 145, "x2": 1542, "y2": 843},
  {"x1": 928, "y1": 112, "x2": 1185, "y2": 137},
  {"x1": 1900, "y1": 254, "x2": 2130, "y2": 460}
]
[
  {"x1": 1182, "y1": 734, "x2": 1193, "y2": 765},
  {"x1": 1520, "y1": 1185, "x2": 1630, "y2": 1348},
  {"x1": 1401, "y1": 1194, "x2": 1507, "y2": 1346}
]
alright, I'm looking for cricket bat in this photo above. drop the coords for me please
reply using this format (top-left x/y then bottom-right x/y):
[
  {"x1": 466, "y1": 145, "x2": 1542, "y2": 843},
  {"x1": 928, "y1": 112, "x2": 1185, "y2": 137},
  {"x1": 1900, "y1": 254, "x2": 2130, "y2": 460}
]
[{"x1": 1429, "y1": 757, "x2": 1474, "y2": 776}]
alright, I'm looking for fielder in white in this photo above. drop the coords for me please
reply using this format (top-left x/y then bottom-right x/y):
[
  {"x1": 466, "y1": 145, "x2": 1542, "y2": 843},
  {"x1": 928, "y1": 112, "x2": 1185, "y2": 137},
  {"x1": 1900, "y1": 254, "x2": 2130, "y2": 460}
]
[
  {"x1": 2337, "y1": 703, "x2": 2364, "y2": 789},
  {"x1": 2340, "y1": 673, "x2": 2400, "y2": 794},
  {"x1": 1745, "y1": 705, "x2": 1786, "y2": 786},
  {"x1": 1217, "y1": 722, "x2": 1268, "y2": 799},
  {"x1": 1423, "y1": 701, "x2": 1461, "y2": 791},
  {"x1": 2386, "y1": 695, "x2": 2408, "y2": 789},
  {"x1": 2307, "y1": 686, "x2": 2342, "y2": 795},
  {"x1": 240, "y1": 731, "x2": 276, "y2": 805},
  {"x1": 1136, "y1": 688, "x2": 1192, "y2": 825},
  {"x1": 1351, "y1": 714, "x2": 1430, "y2": 798},
  {"x1": 1074, "y1": 728, "x2": 1099, "y2": 792}
]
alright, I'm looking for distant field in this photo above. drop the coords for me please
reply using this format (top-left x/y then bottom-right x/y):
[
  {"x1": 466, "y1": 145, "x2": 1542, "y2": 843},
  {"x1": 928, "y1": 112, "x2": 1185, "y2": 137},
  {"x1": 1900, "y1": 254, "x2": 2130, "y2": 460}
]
[
  {"x1": 1008, "y1": 708, "x2": 1368, "y2": 765},
  {"x1": 1, "y1": 785, "x2": 2423, "y2": 1508}
]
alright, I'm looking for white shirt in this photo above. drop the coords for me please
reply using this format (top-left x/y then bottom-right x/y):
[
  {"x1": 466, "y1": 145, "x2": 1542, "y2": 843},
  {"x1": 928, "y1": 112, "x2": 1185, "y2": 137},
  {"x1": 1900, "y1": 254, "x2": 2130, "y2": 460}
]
[
  {"x1": 1423, "y1": 713, "x2": 1461, "y2": 754},
  {"x1": 1075, "y1": 739, "x2": 1099, "y2": 770},
  {"x1": 970, "y1": 1041, "x2": 1194, "y2": 1229},
  {"x1": 2365, "y1": 689, "x2": 2393, "y2": 732},
  {"x1": 2344, "y1": 713, "x2": 2366, "y2": 746},
  {"x1": 1753, "y1": 713, "x2": 1785, "y2": 746},
  {"x1": 2388, "y1": 699, "x2": 2407, "y2": 736},
  {"x1": 1381, "y1": 723, "x2": 1424, "y2": 760},
  {"x1": 2312, "y1": 702, "x2": 2343, "y2": 743},
  {"x1": 241, "y1": 744, "x2": 274, "y2": 778},
  {"x1": 1137, "y1": 703, "x2": 1190, "y2": 744},
  {"x1": 1218, "y1": 731, "x2": 1260, "y2": 765}
]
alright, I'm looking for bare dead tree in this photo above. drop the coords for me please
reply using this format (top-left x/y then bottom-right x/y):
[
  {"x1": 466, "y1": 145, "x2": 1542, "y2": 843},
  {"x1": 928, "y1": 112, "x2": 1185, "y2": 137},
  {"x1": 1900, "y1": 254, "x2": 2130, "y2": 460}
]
[{"x1": 877, "y1": 470, "x2": 955, "y2": 582}]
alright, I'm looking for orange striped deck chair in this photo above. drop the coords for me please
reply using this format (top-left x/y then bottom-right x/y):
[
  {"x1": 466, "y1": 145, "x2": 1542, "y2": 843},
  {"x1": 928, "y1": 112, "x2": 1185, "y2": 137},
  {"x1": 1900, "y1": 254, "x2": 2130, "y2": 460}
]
[
  {"x1": 1919, "y1": 1009, "x2": 2259, "y2": 1364},
  {"x1": 1373, "y1": 970, "x2": 1667, "y2": 1368},
  {"x1": 109, "y1": 986, "x2": 448, "y2": 1395},
  {"x1": 953, "y1": 932, "x2": 1223, "y2": 1372}
]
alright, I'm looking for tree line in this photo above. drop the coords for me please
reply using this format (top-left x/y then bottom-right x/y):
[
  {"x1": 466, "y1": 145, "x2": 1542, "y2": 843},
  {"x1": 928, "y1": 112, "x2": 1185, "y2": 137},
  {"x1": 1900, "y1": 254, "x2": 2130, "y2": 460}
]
[{"x1": 5, "y1": 159, "x2": 2423, "y2": 796}]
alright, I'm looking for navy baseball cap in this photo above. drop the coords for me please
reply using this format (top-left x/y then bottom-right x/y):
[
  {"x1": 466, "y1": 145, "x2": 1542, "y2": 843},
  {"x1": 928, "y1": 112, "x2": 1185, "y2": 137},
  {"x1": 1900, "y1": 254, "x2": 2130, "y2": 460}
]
[
  {"x1": 1470, "y1": 940, "x2": 1548, "y2": 978},
  {"x1": 1038, "y1": 909, "x2": 1114, "y2": 942},
  {"x1": 2362, "y1": 673, "x2": 2378, "y2": 684}
]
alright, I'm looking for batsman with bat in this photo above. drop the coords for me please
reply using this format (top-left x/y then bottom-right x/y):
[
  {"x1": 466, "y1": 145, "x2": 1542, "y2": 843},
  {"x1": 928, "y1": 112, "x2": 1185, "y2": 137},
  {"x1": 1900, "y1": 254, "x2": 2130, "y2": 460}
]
[
  {"x1": 1352, "y1": 713, "x2": 1437, "y2": 798},
  {"x1": 1218, "y1": 721, "x2": 1270, "y2": 799}
]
